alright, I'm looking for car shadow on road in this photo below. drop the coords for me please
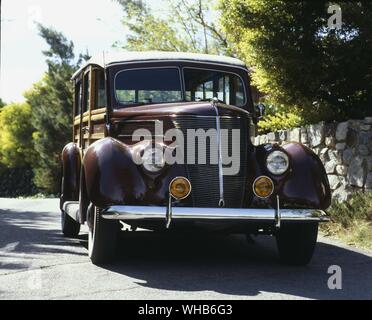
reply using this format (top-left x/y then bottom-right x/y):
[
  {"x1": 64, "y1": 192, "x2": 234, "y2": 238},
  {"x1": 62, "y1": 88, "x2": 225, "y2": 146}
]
[
  {"x1": 0, "y1": 209, "x2": 87, "y2": 272},
  {"x1": 1, "y1": 207, "x2": 371, "y2": 299},
  {"x1": 101, "y1": 231, "x2": 372, "y2": 299}
]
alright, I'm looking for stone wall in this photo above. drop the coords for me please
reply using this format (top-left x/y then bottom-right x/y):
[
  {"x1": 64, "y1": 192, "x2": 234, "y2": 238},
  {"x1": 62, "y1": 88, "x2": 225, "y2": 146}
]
[{"x1": 253, "y1": 117, "x2": 372, "y2": 201}]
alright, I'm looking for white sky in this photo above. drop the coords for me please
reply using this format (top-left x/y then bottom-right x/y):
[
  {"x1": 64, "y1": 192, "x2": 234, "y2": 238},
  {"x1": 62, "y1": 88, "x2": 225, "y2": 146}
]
[{"x1": 0, "y1": 0, "x2": 167, "y2": 103}]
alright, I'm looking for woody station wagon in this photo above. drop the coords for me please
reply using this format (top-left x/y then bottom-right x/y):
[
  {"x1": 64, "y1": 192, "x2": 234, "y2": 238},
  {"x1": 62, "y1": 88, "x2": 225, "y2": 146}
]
[{"x1": 60, "y1": 51, "x2": 331, "y2": 265}]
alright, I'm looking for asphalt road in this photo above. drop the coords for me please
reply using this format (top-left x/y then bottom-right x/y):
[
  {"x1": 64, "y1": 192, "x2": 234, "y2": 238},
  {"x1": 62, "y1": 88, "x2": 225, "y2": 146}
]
[{"x1": 0, "y1": 198, "x2": 371, "y2": 300}]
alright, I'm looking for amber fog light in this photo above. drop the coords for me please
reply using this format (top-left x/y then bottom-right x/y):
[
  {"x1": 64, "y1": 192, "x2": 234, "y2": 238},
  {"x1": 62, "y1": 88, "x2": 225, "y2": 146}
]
[
  {"x1": 253, "y1": 176, "x2": 274, "y2": 198},
  {"x1": 169, "y1": 177, "x2": 191, "y2": 200}
]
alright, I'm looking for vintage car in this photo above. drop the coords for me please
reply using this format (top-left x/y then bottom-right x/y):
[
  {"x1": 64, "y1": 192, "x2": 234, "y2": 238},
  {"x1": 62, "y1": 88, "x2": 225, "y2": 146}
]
[{"x1": 60, "y1": 51, "x2": 331, "y2": 265}]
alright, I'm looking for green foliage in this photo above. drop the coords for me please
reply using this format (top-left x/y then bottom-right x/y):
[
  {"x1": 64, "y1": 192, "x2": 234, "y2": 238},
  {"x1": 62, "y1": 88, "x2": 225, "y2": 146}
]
[
  {"x1": 24, "y1": 25, "x2": 83, "y2": 193},
  {"x1": 321, "y1": 192, "x2": 372, "y2": 250},
  {"x1": 0, "y1": 98, "x2": 5, "y2": 109},
  {"x1": 328, "y1": 192, "x2": 372, "y2": 228},
  {"x1": 220, "y1": 0, "x2": 372, "y2": 123},
  {"x1": 258, "y1": 112, "x2": 303, "y2": 133},
  {"x1": 0, "y1": 167, "x2": 38, "y2": 197},
  {"x1": 115, "y1": 0, "x2": 231, "y2": 54},
  {"x1": 0, "y1": 103, "x2": 36, "y2": 168},
  {"x1": 257, "y1": 97, "x2": 304, "y2": 133}
]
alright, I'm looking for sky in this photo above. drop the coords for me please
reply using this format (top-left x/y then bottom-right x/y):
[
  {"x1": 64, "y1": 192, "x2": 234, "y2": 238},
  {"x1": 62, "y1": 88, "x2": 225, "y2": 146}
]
[{"x1": 0, "y1": 0, "x2": 166, "y2": 103}]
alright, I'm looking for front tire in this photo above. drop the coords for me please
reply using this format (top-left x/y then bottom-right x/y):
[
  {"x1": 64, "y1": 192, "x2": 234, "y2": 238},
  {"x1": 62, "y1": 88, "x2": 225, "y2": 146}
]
[
  {"x1": 61, "y1": 210, "x2": 80, "y2": 238},
  {"x1": 88, "y1": 204, "x2": 119, "y2": 265},
  {"x1": 275, "y1": 222, "x2": 318, "y2": 266}
]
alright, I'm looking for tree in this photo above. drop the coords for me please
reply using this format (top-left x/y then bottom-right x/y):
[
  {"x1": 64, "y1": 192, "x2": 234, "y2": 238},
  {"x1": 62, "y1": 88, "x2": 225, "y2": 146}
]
[
  {"x1": 0, "y1": 102, "x2": 36, "y2": 168},
  {"x1": 115, "y1": 0, "x2": 231, "y2": 55},
  {"x1": 0, "y1": 98, "x2": 5, "y2": 109},
  {"x1": 25, "y1": 25, "x2": 85, "y2": 193},
  {"x1": 220, "y1": 0, "x2": 372, "y2": 123}
]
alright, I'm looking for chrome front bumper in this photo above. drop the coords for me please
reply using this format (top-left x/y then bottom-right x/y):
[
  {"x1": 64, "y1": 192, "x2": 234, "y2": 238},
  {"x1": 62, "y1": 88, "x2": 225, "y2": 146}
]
[{"x1": 101, "y1": 205, "x2": 329, "y2": 227}]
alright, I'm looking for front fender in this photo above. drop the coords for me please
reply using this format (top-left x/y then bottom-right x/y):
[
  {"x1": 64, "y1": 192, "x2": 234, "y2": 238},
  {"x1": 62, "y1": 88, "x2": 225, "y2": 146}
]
[
  {"x1": 281, "y1": 143, "x2": 331, "y2": 209},
  {"x1": 60, "y1": 142, "x2": 81, "y2": 211},
  {"x1": 252, "y1": 142, "x2": 331, "y2": 210},
  {"x1": 82, "y1": 137, "x2": 185, "y2": 209}
]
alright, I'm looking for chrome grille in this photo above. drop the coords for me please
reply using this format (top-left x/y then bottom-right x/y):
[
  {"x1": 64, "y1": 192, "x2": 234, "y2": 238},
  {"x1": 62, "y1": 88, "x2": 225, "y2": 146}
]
[{"x1": 173, "y1": 115, "x2": 248, "y2": 208}]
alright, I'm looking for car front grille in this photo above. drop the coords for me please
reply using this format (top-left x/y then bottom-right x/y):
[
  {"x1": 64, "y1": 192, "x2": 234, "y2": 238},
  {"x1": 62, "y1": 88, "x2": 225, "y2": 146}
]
[{"x1": 173, "y1": 115, "x2": 249, "y2": 208}]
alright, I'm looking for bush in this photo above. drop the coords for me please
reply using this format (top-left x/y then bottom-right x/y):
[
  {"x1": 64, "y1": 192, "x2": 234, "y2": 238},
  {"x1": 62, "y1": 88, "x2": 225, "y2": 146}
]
[
  {"x1": 0, "y1": 167, "x2": 38, "y2": 197},
  {"x1": 258, "y1": 112, "x2": 304, "y2": 133},
  {"x1": 0, "y1": 102, "x2": 36, "y2": 168},
  {"x1": 321, "y1": 191, "x2": 372, "y2": 250},
  {"x1": 327, "y1": 192, "x2": 372, "y2": 228}
]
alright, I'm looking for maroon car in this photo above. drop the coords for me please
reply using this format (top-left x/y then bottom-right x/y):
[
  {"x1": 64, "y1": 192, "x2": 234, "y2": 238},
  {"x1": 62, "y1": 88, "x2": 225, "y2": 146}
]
[{"x1": 60, "y1": 51, "x2": 331, "y2": 265}]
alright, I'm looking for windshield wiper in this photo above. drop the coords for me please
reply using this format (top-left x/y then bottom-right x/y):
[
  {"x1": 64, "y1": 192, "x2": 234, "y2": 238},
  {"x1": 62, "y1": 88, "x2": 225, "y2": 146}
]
[{"x1": 195, "y1": 97, "x2": 224, "y2": 104}]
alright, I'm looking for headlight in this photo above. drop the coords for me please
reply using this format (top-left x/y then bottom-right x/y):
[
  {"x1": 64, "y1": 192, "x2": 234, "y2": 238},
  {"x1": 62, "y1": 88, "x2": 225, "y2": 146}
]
[
  {"x1": 142, "y1": 148, "x2": 165, "y2": 173},
  {"x1": 266, "y1": 150, "x2": 289, "y2": 175}
]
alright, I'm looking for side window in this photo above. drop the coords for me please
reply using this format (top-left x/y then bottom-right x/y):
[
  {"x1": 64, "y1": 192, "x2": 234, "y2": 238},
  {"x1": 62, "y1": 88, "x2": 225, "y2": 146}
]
[
  {"x1": 74, "y1": 80, "x2": 82, "y2": 116},
  {"x1": 83, "y1": 71, "x2": 91, "y2": 113},
  {"x1": 94, "y1": 69, "x2": 106, "y2": 109}
]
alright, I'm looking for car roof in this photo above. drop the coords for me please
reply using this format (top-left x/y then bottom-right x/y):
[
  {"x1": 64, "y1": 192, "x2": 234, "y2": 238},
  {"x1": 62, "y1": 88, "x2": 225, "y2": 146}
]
[{"x1": 71, "y1": 51, "x2": 248, "y2": 80}]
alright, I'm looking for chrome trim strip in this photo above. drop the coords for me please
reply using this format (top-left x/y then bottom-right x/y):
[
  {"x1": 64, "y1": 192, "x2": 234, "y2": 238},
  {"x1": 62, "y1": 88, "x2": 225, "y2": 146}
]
[
  {"x1": 166, "y1": 194, "x2": 172, "y2": 229},
  {"x1": 275, "y1": 195, "x2": 281, "y2": 228},
  {"x1": 101, "y1": 206, "x2": 330, "y2": 222},
  {"x1": 212, "y1": 102, "x2": 225, "y2": 207}
]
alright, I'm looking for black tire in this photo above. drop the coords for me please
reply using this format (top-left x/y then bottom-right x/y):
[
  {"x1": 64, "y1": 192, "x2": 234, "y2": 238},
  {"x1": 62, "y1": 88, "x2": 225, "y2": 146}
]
[
  {"x1": 88, "y1": 204, "x2": 119, "y2": 265},
  {"x1": 275, "y1": 222, "x2": 318, "y2": 266},
  {"x1": 61, "y1": 210, "x2": 81, "y2": 238}
]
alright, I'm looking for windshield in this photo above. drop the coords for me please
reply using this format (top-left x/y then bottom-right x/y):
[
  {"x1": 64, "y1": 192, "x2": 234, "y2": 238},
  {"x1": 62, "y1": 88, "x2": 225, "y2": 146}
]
[
  {"x1": 184, "y1": 68, "x2": 245, "y2": 107},
  {"x1": 115, "y1": 68, "x2": 182, "y2": 105},
  {"x1": 114, "y1": 67, "x2": 246, "y2": 107}
]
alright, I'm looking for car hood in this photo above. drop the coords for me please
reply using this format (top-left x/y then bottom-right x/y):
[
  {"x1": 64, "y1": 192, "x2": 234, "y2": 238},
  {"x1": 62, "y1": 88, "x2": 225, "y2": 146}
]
[{"x1": 110, "y1": 102, "x2": 250, "y2": 119}]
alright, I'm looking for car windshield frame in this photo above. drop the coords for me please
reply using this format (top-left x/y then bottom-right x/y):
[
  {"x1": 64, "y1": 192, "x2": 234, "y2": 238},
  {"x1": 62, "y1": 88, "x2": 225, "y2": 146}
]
[{"x1": 113, "y1": 65, "x2": 247, "y2": 108}]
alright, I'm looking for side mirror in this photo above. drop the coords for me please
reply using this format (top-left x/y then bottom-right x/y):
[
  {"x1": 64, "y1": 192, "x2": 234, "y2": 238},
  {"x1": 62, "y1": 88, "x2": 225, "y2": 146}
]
[{"x1": 255, "y1": 103, "x2": 266, "y2": 120}]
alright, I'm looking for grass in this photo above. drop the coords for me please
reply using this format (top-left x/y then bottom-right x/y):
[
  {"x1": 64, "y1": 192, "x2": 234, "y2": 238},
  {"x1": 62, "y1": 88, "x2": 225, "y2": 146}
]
[{"x1": 320, "y1": 191, "x2": 372, "y2": 251}]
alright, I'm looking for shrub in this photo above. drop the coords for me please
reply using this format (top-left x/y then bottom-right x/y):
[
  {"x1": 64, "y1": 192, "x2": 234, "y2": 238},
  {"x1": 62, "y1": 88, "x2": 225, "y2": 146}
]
[
  {"x1": 0, "y1": 166, "x2": 38, "y2": 197},
  {"x1": 327, "y1": 192, "x2": 372, "y2": 228},
  {"x1": 0, "y1": 102, "x2": 36, "y2": 168},
  {"x1": 321, "y1": 191, "x2": 372, "y2": 250},
  {"x1": 258, "y1": 112, "x2": 304, "y2": 133}
]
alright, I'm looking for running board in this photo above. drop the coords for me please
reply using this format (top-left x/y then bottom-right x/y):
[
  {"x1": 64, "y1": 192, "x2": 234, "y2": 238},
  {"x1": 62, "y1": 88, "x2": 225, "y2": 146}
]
[{"x1": 62, "y1": 201, "x2": 79, "y2": 221}]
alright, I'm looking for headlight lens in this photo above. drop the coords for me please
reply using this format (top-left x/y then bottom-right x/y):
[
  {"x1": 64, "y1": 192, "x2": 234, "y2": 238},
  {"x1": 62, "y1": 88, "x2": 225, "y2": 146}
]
[
  {"x1": 266, "y1": 150, "x2": 289, "y2": 175},
  {"x1": 169, "y1": 177, "x2": 191, "y2": 200},
  {"x1": 142, "y1": 148, "x2": 165, "y2": 173},
  {"x1": 253, "y1": 176, "x2": 274, "y2": 198}
]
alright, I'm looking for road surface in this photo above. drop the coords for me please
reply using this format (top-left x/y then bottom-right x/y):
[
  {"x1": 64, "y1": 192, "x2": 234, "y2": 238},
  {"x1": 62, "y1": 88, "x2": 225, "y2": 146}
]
[{"x1": 0, "y1": 198, "x2": 371, "y2": 300}]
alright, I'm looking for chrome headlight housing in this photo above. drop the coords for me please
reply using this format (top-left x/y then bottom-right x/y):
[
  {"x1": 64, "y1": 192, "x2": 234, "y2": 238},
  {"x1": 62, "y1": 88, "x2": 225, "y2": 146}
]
[
  {"x1": 266, "y1": 150, "x2": 289, "y2": 175},
  {"x1": 142, "y1": 147, "x2": 165, "y2": 173}
]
